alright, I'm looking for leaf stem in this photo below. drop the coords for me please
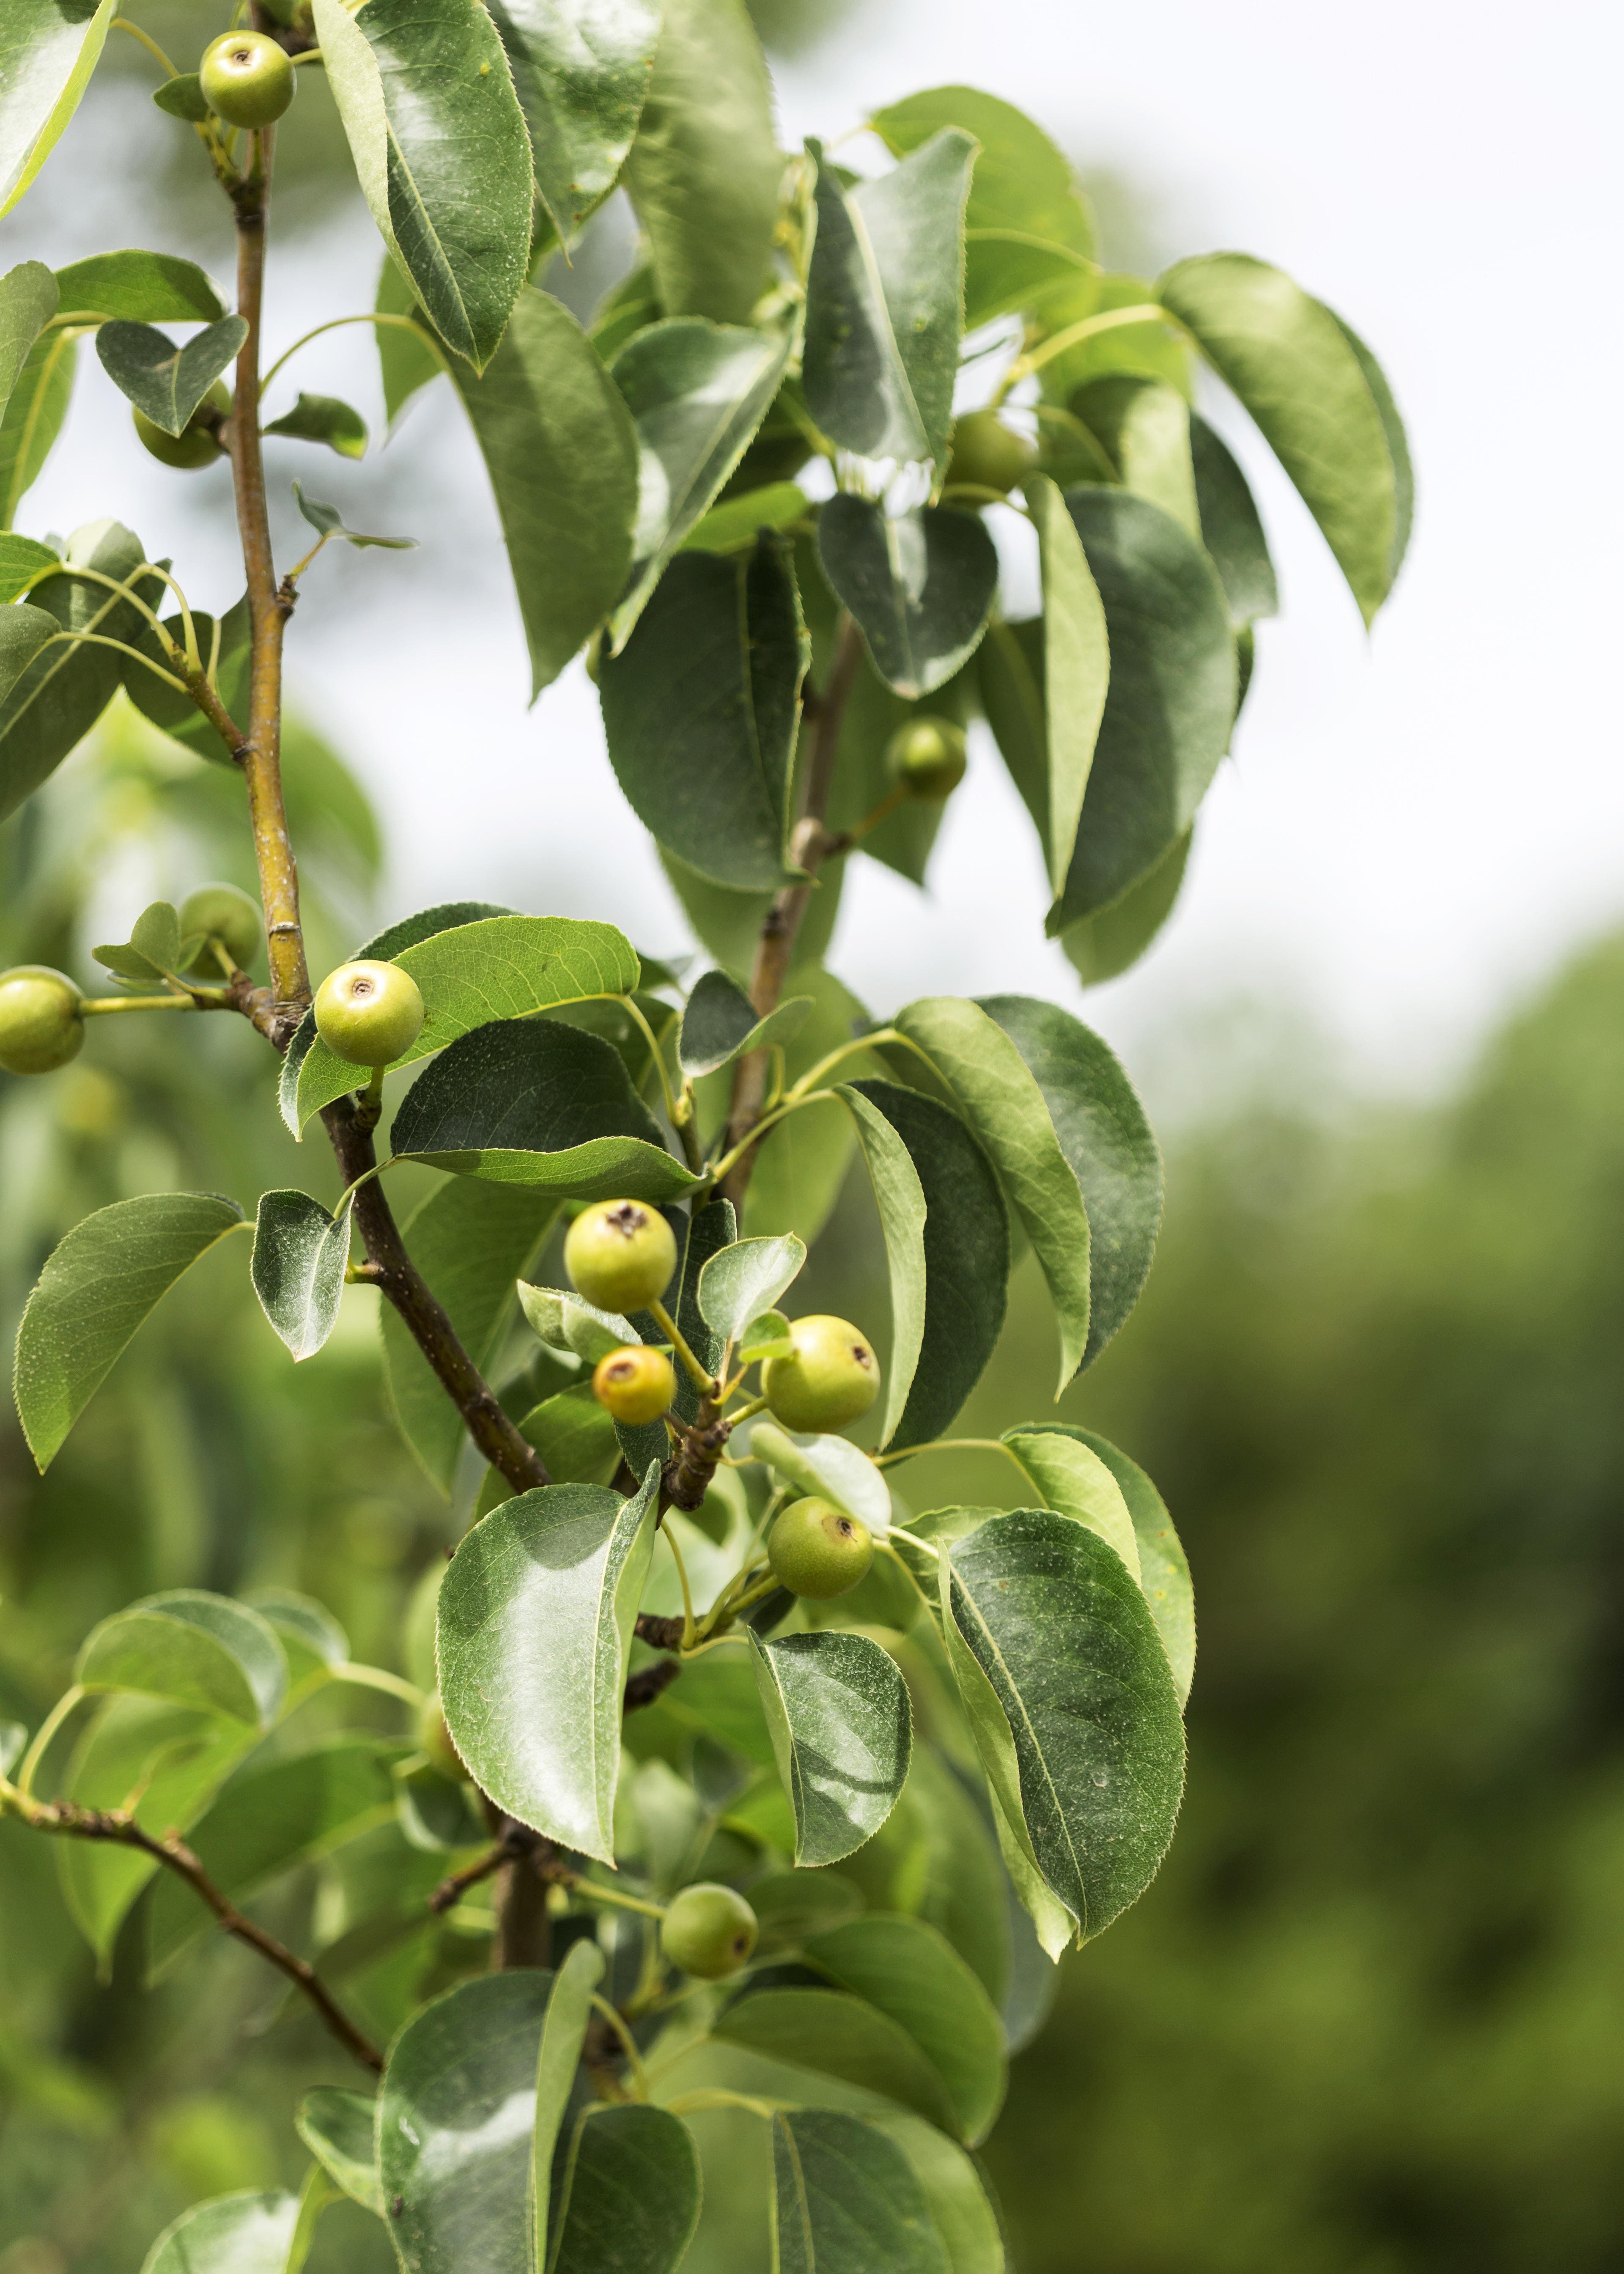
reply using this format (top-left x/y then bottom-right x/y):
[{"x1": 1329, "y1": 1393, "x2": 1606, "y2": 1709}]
[
  {"x1": 784, "y1": 1028, "x2": 902, "y2": 1103},
  {"x1": 709, "y1": 1090, "x2": 834, "y2": 1186},
  {"x1": 258, "y1": 312, "x2": 453, "y2": 401},
  {"x1": 11, "y1": 1685, "x2": 85, "y2": 1800},
  {"x1": 647, "y1": 1299, "x2": 717, "y2": 1397},
  {"x1": 110, "y1": 15, "x2": 180, "y2": 74},
  {"x1": 1004, "y1": 302, "x2": 1174, "y2": 389},
  {"x1": 331, "y1": 1662, "x2": 423, "y2": 1709},
  {"x1": 661, "y1": 1516, "x2": 698, "y2": 1650},
  {"x1": 617, "y1": 994, "x2": 689, "y2": 1151},
  {"x1": 590, "y1": 1995, "x2": 650, "y2": 2099},
  {"x1": 79, "y1": 992, "x2": 203, "y2": 1015}
]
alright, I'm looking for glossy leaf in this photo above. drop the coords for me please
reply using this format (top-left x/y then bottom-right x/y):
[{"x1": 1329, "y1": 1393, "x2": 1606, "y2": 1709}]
[
  {"x1": 437, "y1": 1470, "x2": 660, "y2": 1859},
  {"x1": 311, "y1": 0, "x2": 532, "y2": 371},
  {"x1": 0, "y1": 0, "x2": 117, "y2": 219},
  {"x1": 1001, "y1": 1426, "x2": 1140, "y2": 1582},
  {"x1": 1060, "y1": 825, "x2": 1191, "y2": 986},
  {"x1": 750, "y1": 1629, "x2": 912, "y2": 1866},
  {"x1": 697, "y1": 1233, "x2": 807, "y2": 1348},
  {"x1": 868, "y1": 2113, "x2": 1006, "y2": 2274},
  {"x1": 771, "y1": 2108, "x2": 950, "y2": 2272},
  {"x1": 0, "y1": 262, "x2": 58, "y2": 425},
  {"x1": 804, "y1": 1915, "x2": 1006, "y2": 2145},
  {"x1": 295, "y1": 910, "x2": 639, "y2": 1127},
  {"x1": 979, "y1": 993, "x2": 1162, "y2": 1370},
  {"x1": 532, "y1": 1941, "x2": 607, "y2": 2262},
  {"x1": 746, "y1": 1422, "x2": 892, "y2": 1535},
  {"x1": 95, "y1": 316, "x2": 246, "y2": 438},
  {"x1": 250, "y1": 1190, "x2": 354, "y2": 1363},
  {"x1": 1050, "y1": 486, "x2": 1235, "y2": 928},
  {"x1": 945, "y1": 1509, "x2": 1185, "y2": 1942},
  {"x1": 678, "y1": 967, "x2": 812, "y2": 1079},
  {"x1": 550, "y1": 2103, "x2": 702, "y2": 2274},
  {"x1": 601, "y1": 538, "x2": 807, "y2": 890},
  {"x1": 14, "y1": 1192, "x2": 245, "y2": 1469},
  {"x1": 1040, "y1": 1425, "x2": 1195, "y2": 1705},
  {"x1": 1159, "y1": 252, "x2": 1407, "y2": 623},
  {"x1": 836, "y1": 1085, "x2": 926, "y2": 1445},
  {"x1": 622, "y1": 0, "x2": 782, "y2": 325},
  {"x1": 0, "y1": 325, "x2": 76, "y2": 526},
  {"x1": 817, "y1": 497, "x2": 997, "y2": 700},
  {"x1": 54, "y1": 249, "x2": 225, "y2": 324},
  {"x1": 892, "y1": 997, "x2": 1091, "y2": 1392},
  {"x1": 845, "y1": 1080, "x2": 1008, "y2": 1451},
  {"x1": 138, "y1": 2191, "x2": 302, "y2": 2274},
  {"x1": 265, "y1": 392, "x2": 368, "y2": 459},
  {"x1": 383, "y1": 1180, "x2": 557, "y2": 1490},
  {"x1": 488, "y1": 0, "x2": 660, "y2": 244},
  {"x1": 77, "y1": 1592, "x2": 287, "y2": 1729},
  {"x1": 296, "y1": 2088, "x2": 384, "y2": 2217}
]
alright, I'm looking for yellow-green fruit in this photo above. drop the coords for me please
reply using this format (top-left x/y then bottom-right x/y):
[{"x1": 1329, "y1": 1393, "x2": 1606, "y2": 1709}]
[
  {"x1": 762, "y1": 1315, "x2": 881, "y2": 1433},
  {"x1": 133, "y1": 382, "x2": 230, "y2": 472},
  {"x1": 660, "y1": 1883, "x2": 758, "y2": 1979},
  {"x1": 313, "y1": 959, "x2": 425, "y2": 1067},
  {"x1": 593, "y1": 1343, "x2": 677, "y2": 1426},
  {"x1": 768, "y1": 1497, "x2": 874, "y2": 1599},
  {"x1": 0, "y1": 966, "x2": 84, "y2": 1076},
  {"x1": 946, "y1": 408, "x2": 1037, "y2": 495},
  {"x1": 199, "y1": 30, "x2": 296, "y2": 128},
  {"x1": 180, "y1": 882, "x2": 262, "y2": 977},
  {"x1": 417, "y1": 1693, "x2": 465, "y2": 1781},
  {"x1": 886, "y1": 718, "x2": 968, "y2": 801},
  {"x1": 565, "y1": 1200, "x2": 677, "y2": 1314}
]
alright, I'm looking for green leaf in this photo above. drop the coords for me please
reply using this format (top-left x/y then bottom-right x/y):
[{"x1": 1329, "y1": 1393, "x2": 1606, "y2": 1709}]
[
  {"x1": 532, "y1": 1942, "x2": 607, "y2": 2265},
  {"x1": 1059, "y1": 824, "x2": 1191, "y2": 986},
  {"x1": 138, "y1": 2191, "x2": 302, "y2": 2274},
  {"x1": 736, "y1": 962, "x2": 868, "y2": 1246},
  {"x1": 250, "y1": 1189, "x2": 355, "y2": 1363},
  {"x1": 848, "y1": 1744, "x2": 1010, "y2": 2008},
  {"x1": 945, "y1": 1509, "x2": 1185, "y2": 1941},
  {"x1": 518, "y1": 1280, "x2": 637, "y2": 1365},
  {"x1": 151, "y1": 72, "x2": 210, "y2": 123},
  {"x1": 978, "y1": 994, "x2": 1162, "y2": 1370},
  {"x1": 746, "y1": 1422, "x2": 892, "y2": 1535},
  {"x1": 817, "y1": 498, "x2": 997, "y2": 700},
  {"x1": 678, "y1": 967, "x2": 813, "y2": 1079},
  {"x1": 374, "y1": 254, "x2": 445, "y2": 428},
  {"x1": 697, "y1": 1233, "x2": 806, "y2": 1347},
  {"x1": 94, "y1": 316, "x2": 246, "y2": 438},
  {"x1": 383, "y1": 1180, "x2": 558, "y2": 1490},
  {"x1": 1029, "y1": 1425, "x2": 1194, "y2": 1705},
  {"x1": 295, "y1": 910, "x2": 639, "y2": 1129},
  {"x1": 291, "y1": 480, "x2": 412, "y2": 549},
  {"x1": 1334, "y1": 311, "x2": 1413, "y2": 588},
  {"x1": 750, "y1": 1630, "x2": 911, "y2": 1867},
  {"x1": 623, "y1": 0, "x2": 782, "y2": 324},
  {"x1": 1037, "y1": 270, "x2": 1191, "y2": 403},
  {"x1": 1000, "y1": 1426, "x2": 1140, "y2": 1582},
  {"x1": 1019, "y1": 472, "x2": 1109, "y2": 892},
  {"x1": 804, "y1": 1915, "x2": 1006, "y2": 2146},
  {"x1": 265, "y1": 393, "x2": 368, "y2": 459},
  {"x1": 844, "y1": 1080, "x2": 1008, "y2": 1451},
  {"x1": 891, "y1": 998, "x2": 1090, "y2": 1393},
  {"x1": 310, "y1": 0, "x2": 533, "y2": 371},
  {"x1": 836, "y1": 1085, "x2": 926, "y2": 1447},
  {"x1": 609, "y1": 315, "x2": 796, "y2": 641},
  {"x1": 0, "y1": 261, "x2": 58, "y2": 425},
  {"x1": 750, "y1": 1869, "x2": 865, "y2": 1953},
  {"x1": 77, "y1": 1592, "x2": 288, "y2": 1729},
  {"x1": 1070, "y1": 374, "x2": 1198, "y2": 536},
  {"x1": 601, "y1": 537, "x2": 807, "y2": 890},
  {"x1": 1190, "y1": 413, "x2": 1277, "y2": 629},
  {"x1": 147, "y1": 1738, "x2": 401, "y2": 1979},
  {"x1": 438, "y1": 1469, "x2": 660, "y2": 1859},
  {"x1": 0, "y1": 598, "x2": 58, "y2": 695},
  {"x1": 249, "y1": 1589, "x2": 349, "y2": 1682},
  {"x1": 14, "y1": 1191, "x2": 245, "y2": 1469},
  {"x1": 0, "y1": 518, "x2": 165, "y2": 822},
  {"x1": 477, "y1": 1382, "x2": 619, "y2": 1516},
  {"x1": 663, "y1": 1193, "x2": 734, "y2": 1425},
  {"x1": 682, "y1": 479, "x2": 809, "y2": 556},
  {"x1": 771, "y1": 2108, "x2": 951, "y2": 2271},
  {"x1": 1048, "y1": 486, "x2": 1234, "y2": 929},
  {"x1": 0, "y1": 0, "x2": 118, "y2": 219},
  {"x1": 486, "y1": 0, "x2": 660, "y2": 244},
  {"x1": 296, "y1": 2089, "x2": 384, "y2": 2218},
  {"x1": 449, "y1": 285, "x2": 639, "y2": 694},
  {"x1": 123, "y1": 595, "x2": 251, "y2": 762},
  {"x1": 866, "y1": 2113, "x2": 1005, "y2": 2274},
  {"x1": 715, "y1": 1988, "x2": 953, "y2": 2134},
  {"x1": 54, "y1": 250, "x2": 224, "y2": 324},
  {"x1": 1158, "y1": 253, "x2": 1408, "y2": 623},
  {"x1": 389, "y1": 1017, "x2": 697, "y2": 1201},
  {"x1": 550, "y1": 2104, "x2": 701, "y2": 2274},
  {"x1": 0, "y1": 325, "x2": 76, "y2": 527}
]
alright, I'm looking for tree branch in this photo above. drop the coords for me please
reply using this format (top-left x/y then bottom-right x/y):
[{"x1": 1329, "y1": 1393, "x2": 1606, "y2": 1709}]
[{"x1": 721, "y1": 614, "x2": 865, "y2": 1204}]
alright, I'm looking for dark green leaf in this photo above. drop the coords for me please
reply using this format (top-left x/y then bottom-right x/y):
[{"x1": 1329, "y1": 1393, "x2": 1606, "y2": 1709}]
[
  {"x1": 978, "y1": 993, "x2": 1162, "y2": 1370},
  {"x1": 54, "y1": 250, "x2": 225, "y2": 324},
  {"x1": 1190, "y1": 412, "x2": 1277, "y2": 627},
  {"x1": 750, "y1": 1630, "x2": 911, "y2": 1867},
  {"x1": 137, "y1": 2191, "x2": 302, "y2": 2274},
  {"x1": 771, "y1": 2108, "x2": 951, "y2": 2272},
  {"x1": 2, "y1": 5, "x2": 116, "y2": 217},
  {"x1": 14, "y1": 1191, "x2": 245, "y2": 1469},
  {"x1": 846, "y1": 1080, "x2": 1007, "y2": 1450},
  {"x1": 623, "y1": 0, "x2": 782, "y2": 324},
  {"x1": 312, "y1": 0, "x2": 533, "y2": 371},
  {"x1": 1031, "y1": 1425, "x2": 1195, "y2": 1705},
  {"x1": 449, "y1": 285, "x2": 639, "y2": 694},
  {"x1": 589, "y1": 261, "x2": 660, "y2": 360},
  {"x1": 291, "y1": 481, "x2": 412, "y2": 548},
  {"x1": 550, "y1": 2104, "x2": 701, "y2": 2274},
  {"x1": 265, "y1": 393, "x2": 368, "y2": 459},
  {"x1": 296, "y1": 2089, "x2": 384, "y2": 2217},
  {"x1": 836, "y1": 1085, "x2": 925, "y2": 1444},
  {"x1": 716, "y1": 1988, "x2": 954, "y2": 2133},
  {"x1": 374, "y1": 254, "x2": 445, "y2": 428},
  {"x1": 663, "y1": 1193, "x2": 735, "y2": 1428},
  {"x1": 488, "y1": 0, "x2": 660, "y2": 244},
  {"x1": 0, "y1": 261, "x2": 58, "y2": 423},
  {"x1": 1158, "y1": 253, "x2": 1407, "y2": 623},
  {"x1": 817, "y1": 497, "x2": 996, "y2": 701},
  {"x1": 1070, "y1": 374, "x2": 1198, "y2": 535},
  {"x1": 438, "y1": 1471, "x2": 660, "y2": 1859},
  {"x1": 77, "y1": 1592, "x2": 287, "y2": 1729},
  {"x1": 678, "y1": 967, "x2": 813, "y2": 1079},
  {"x1": 0, "y1": 598, "x2": 58, "y2": 695},
  {"x1": 250, "y1": 1189, "x2": 354, "y2": 1363},
  {"x1": 1049, "y1": 486, "x2": 1234, "y2": 929},
  {"x1": 151, "y1": 72, "x2": 210, "y2": 123},
  {"x1": 867, "y1": 2114, "x2": 1006, "y2": 2274},
  {"x1": 95, "y1": 317, "x2": 246, "y2": 437},
  {"x1": 697, "y1": 1233, "x2": 806, "y2": 1347},
  {"x1": 0, "y1": 326, "x2": 76, "y2": 527},
  {"x1": 476, "y1": 1382, "x2": 620, "y2": 1517},
  {"x1": 1020, "y1": 473, "x2": 1109, "y2": 895},
  {"x1": 804, "y1": 1915, "x2": 1006, "y2": 2145},
  {"x1": 125, "y1": 595, "x2": 251, "y2": 763},
  {"x1": 1059, "y1": 824, "x2": 1191, "y2": 986},
  {"x1": 601, "y1": 537, "x2": 807, "y2": 889}
]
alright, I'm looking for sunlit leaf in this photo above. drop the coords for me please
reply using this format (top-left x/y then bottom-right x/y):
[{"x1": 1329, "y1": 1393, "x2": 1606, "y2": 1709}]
[{"x1": 750, "y1": 1629, "x2": 912, "y2": 1866}]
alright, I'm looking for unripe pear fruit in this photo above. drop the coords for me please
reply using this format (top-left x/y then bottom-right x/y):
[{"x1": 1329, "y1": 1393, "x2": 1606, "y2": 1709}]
[
  {"x1": 417, "y1": 1693, "x2": 466, "y2": 1780},
  {"x1": 762, "y1": 1315, "x2": 880, "y2": 1434},
  {"x1": 313, "y1": 960, "x2": 425, "y2": 1067},
  {"x1": 180, "y1": 882, "x2": 262, "y2": 976},
  {"x1": 0, "y1": 967, "x2": 84, "y2": 1076},
  {"x1": 565, "y1": 1201, "x2": 677, "y2": 1314},
  {"x1": 946, "y1": 408, "x2": 1037, "y2": 495},
  {"x1": 886, "y1": 718, "x2": 967, "y2": 801},
  {"x1": 593, "y1": 1343, "x2": 677, "y2": 1426},
  {"x1": 660, "y1": 1882, "x2": 758, "y2": 1979},
  {"x1": 199, "y1": 30, "x2": 296, "y2": 129},
  {"x1": 133, "y1": 382, "x2": 230, "y2": 471},
  {"x1": 768, "y1": 1496, "x2": 873, "y2": 1599}
]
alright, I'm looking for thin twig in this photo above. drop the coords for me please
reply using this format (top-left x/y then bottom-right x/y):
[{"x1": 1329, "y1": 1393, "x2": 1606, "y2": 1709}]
[{"x1": 428, "y1": 1841, "x2": 508, "y2": 1916}]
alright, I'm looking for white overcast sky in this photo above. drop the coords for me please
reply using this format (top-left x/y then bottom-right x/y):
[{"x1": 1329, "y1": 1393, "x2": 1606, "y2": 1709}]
[{"x1": 6, "y1": 0, "x2": 1621, "y2": 1108}]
